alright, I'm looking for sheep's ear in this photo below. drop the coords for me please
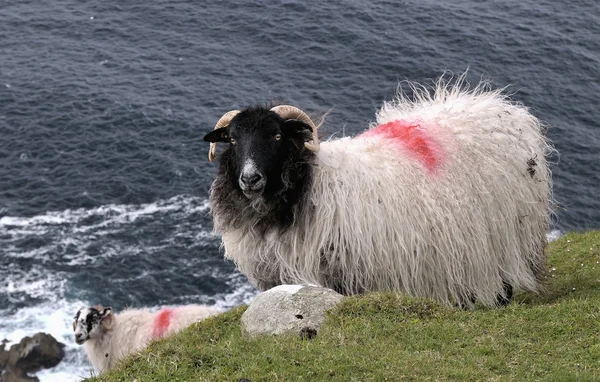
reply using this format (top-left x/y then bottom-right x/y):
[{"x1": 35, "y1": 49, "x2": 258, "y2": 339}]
[
  {"x1": 100, "y1": 307, "x2": 114, "y2": 331},
  {"x1": 282, "y1": 119, "x2": 314, "y2": 144},
  {"x1": 282, "y1": 119, "x2": 313, "y2": 135},
  {"x1": 72, "y1": 320, "x2": 76, "y2": 331},
  {"x1": 203, "y1": 127, "x2": 230, "y2": 143}
]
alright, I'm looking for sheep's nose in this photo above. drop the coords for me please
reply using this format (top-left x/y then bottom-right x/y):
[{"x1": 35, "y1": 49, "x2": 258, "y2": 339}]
[
  {"x1": 239, "y1": 159, "x2": 266, "y2": 192},
  {"x1": 240, "y1": 172, "x2": 263, "y2": 188}
]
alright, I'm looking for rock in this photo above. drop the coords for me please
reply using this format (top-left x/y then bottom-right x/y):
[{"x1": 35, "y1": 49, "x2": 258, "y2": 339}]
[
  {"x1": 0, "y1": 333, "x2": 65, "y2": 382},
  {"x1": 241, "y1": 285, "x2": 343, "y2": 338},
  {"x1": 0, "y1": 341, "x2": 8, "y2": 371}
]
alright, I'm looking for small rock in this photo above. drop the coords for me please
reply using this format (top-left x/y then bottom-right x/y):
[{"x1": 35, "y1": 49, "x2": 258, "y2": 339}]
[{"x1": 241, "y1": 285, "x2": 343, "y2": 337}]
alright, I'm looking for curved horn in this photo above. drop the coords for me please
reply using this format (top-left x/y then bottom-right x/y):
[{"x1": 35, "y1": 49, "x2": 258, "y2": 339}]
[
  {"x1": 209, "y1": 110, "x2": 240, "y2": 162},
  {"x1": 270, "y1": 105, "x2": 320, "y2": 152}
]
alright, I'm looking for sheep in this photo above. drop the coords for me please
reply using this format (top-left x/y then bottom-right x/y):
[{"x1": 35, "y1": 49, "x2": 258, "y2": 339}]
[
  {"x1": 73, "y1": 304, "x2": 219, "y2": 373},
  {"x1": 202, "y1": 76, "x2": 553, "y2": 308}
]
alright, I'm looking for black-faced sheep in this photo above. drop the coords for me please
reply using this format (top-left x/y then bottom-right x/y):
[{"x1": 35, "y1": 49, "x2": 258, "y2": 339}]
[
  {"x1": 203, "y1": 78, "x2": 553, "y2": 308},
  {"x1": 73, "y1": 304, "x2": 219, "y2": 373}
]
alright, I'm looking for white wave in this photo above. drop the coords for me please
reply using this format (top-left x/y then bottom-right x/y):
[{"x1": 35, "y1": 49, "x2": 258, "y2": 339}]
[
  {"x1": 0, "y1": 195, "x2": 209, "y2": 233},
  {"x1": 0, "y1": 194, "x2": 209, "y2": 232},
  {"x1": 2, "y1": 267, "x2": 67, "y2": 302},
  {"x1": 3, "y1": 245, "x2": 51, "y2": 260},
  {"x1": 1, "y1": 194, "x2": 214, "y2": 266}
]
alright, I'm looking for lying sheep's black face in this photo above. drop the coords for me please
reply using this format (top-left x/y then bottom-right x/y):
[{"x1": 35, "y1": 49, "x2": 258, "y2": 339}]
[
  {"x1": 73, "y1": 306, "x2": 113, "y2": 345},
  {"x1": 204, "y1": 106, "x2": 314, "y2": 200}
]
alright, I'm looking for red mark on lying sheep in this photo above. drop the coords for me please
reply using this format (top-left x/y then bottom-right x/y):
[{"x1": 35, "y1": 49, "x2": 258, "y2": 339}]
[
  {"x1": 361, "y1": 120, "x2": 443, "y2": 172},
  {"x1": 152, "y1": 309, "x2": 173, "y2": 338}
]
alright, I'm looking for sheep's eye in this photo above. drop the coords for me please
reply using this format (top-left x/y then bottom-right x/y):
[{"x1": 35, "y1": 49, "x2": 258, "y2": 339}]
[
  {"x1": 275, "y1": 134, "x2": 282, "y2": 141},
  {"x1": 230, "y1": 138, "x2": 237, "y2": 145}
]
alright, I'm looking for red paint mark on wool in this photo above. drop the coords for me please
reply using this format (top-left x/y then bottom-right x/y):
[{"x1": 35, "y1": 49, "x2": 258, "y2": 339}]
[
  {"x1": 152, "y1": 309, "x2": 173, "y2": 338},
  {"x1": 361, "y1": 120, "x2": 444, "y2": 172}
]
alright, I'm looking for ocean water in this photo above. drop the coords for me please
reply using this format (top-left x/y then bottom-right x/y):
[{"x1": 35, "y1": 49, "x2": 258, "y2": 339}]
[{"x1": 1, "y1": 0, "x2": 598, "y2": 380}]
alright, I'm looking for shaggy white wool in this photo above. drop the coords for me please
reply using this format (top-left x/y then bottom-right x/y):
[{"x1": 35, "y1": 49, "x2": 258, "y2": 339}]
[{"x1": 219, "y1": 78, "x2": 552, "y2": 308}]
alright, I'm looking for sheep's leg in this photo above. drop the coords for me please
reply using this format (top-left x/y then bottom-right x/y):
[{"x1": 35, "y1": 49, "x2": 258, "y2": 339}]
[
  {"x1": 455, "y1": 292, "x2": 477, "y2": 310},
  {"x1": 495, "y1": 281, "x2": 513, "y2": 307}
]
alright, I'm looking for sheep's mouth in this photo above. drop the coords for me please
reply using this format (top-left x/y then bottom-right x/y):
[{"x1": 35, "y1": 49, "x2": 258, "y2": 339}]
[
  {"x1": 242, "y1": 188, "x2": 264, "y2": 200},
  {"x1": 75, "y1": 338, "x2": 86, "y2": 345}
]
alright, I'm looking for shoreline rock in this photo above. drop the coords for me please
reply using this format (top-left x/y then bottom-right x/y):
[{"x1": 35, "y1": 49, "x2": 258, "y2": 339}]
[{"x1": 0, "y1": 333, "x2": 65, "y2": 382}]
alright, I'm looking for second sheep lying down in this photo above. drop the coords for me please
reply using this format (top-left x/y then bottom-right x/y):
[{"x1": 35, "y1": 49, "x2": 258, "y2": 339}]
[{"x1": 73, "y1": 304, "x2": 219, "y2": 373}]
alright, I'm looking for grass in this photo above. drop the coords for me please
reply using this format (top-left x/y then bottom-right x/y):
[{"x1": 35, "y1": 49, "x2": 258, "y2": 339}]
[{"x1": 85, "y1": 231, "x2": 600, "y2": 381}]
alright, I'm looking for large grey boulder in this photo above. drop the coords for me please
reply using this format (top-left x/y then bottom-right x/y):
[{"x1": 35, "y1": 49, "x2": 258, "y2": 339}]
[
  {"x1": 241, "y1": 285, "x2": 343, "y2": 338},
  {"x1": 0, "y1": 333, "x2": 65, "y2": 382}
]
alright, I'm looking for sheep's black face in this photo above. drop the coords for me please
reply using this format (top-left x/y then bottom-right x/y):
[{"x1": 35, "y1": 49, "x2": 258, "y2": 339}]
[
  {"x1": 73, "y1": 306, "x2": 113, "y2": 345},
  {"x1": 204, "y1": 106, "x2": 314, "y2": 200}
]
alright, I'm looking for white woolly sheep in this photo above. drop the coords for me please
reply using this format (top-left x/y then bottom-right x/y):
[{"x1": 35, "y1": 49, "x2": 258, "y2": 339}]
[
  {"x1": 73, "y1": 304, "x2": 219, "y2": 373},
  {"x1": 203, "y1": 76, "x2": 553, "y2": 308}
]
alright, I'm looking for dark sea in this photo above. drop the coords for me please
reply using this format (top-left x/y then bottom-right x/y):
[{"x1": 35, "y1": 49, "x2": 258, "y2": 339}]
[{"x1": 1, "y1": 0, "x2": 598, "y2": 380}]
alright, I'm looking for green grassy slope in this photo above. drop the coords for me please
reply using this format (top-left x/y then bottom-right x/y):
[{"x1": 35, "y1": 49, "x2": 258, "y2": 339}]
[{"x1": 86, "y1": 231, "x2": 600, "y2": 381}]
